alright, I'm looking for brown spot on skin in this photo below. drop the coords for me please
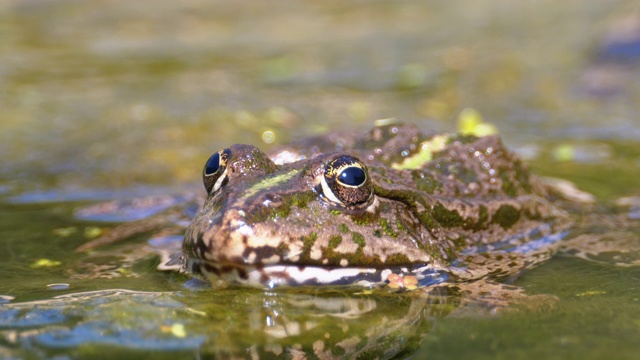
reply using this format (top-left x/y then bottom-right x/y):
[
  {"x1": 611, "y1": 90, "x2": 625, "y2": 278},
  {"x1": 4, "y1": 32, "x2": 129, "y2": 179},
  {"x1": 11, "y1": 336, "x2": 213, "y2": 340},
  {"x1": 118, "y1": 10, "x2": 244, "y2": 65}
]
[
  {"x1": 242, "y1": 245, "x2": 280, "y2": 264},
  {"x1": 203, "y1": 262, "x2": 220, "y2": 276},
  {"x1": 192, "y1": 232, "x2": 209, "y2": 259},
  {"x1": 495, "y1": 205, "x2": 521, "y2": 229},
  {"x1": 237, "y1": 266, "x2": 248, "y2": 280}
]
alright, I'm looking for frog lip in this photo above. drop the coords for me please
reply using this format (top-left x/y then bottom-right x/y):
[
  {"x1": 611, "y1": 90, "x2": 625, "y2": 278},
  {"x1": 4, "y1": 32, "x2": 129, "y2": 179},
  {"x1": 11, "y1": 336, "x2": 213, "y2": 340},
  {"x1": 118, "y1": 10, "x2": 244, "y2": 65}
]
[{"x1": 187, "y1": 259, "x2": 448, "y2": 289}]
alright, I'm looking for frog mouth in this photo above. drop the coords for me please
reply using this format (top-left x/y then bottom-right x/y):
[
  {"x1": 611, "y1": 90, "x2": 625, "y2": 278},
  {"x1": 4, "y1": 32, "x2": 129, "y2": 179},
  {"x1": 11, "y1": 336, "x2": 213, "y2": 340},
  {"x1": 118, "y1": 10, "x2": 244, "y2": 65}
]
[{"x1": 186, "y1": 259, "x2": 448, "y2": 289}]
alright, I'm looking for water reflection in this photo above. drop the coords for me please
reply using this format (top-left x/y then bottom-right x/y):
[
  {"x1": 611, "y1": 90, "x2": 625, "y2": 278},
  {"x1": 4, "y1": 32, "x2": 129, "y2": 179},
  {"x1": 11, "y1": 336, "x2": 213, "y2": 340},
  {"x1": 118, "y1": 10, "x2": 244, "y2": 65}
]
[
  {"x1": 0, "y1": 288, "x2": 427, "y2": 358},
  {"x1": 0, "y1": 290, "x2": 205, "y2": 358},
  {"x1": 0, "y1": 281, "x2": 558, "y2": 358}
]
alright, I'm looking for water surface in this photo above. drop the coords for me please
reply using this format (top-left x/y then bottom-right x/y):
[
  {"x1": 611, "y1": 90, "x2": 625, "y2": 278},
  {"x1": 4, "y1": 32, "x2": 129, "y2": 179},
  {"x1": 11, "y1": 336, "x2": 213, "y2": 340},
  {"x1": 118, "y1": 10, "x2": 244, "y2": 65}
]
[{"x1": 1, "y1": 1, "x2": 640, "y2": 358}]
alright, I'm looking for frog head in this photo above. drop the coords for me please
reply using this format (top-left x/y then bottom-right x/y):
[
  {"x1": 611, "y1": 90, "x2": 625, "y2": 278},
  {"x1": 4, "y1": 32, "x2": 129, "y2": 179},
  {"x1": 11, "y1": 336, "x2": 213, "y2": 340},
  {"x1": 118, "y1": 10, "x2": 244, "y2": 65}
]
[{"x1": 183, "y1": 143, "x2": 452, "y2": 287}]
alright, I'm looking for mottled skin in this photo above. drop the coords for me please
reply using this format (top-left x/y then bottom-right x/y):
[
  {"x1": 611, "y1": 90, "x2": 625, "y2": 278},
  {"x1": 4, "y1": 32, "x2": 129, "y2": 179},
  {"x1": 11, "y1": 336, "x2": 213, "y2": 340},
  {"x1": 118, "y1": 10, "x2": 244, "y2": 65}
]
[{"x1": 183, "y1": 123, "x2": 571, "y2": 287}]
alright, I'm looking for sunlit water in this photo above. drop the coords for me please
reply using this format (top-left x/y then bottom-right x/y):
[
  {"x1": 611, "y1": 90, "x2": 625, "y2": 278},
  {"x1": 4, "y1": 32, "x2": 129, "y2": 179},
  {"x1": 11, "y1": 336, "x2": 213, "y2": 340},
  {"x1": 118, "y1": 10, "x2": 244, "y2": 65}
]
[{"x1": 1, "y1": 0, "x2": 640, "y2": 358}]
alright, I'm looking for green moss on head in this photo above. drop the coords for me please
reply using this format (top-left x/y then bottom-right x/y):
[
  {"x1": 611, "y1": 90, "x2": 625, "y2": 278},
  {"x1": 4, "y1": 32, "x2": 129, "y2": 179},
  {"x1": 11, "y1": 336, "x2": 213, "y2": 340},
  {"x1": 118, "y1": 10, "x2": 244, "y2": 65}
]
[
  {"x1": 328, "y1": 235, "x2": 342, "y2": 249},
  {"x1": 432, "y1": 203, "x2": 464, "y2": 228},
  {"x1": 355, "y1": 337, "x2": 368, "y2": 351},
  {"x1": 396, "y1": 220, "x2": 407, "y2": 233},
  {"x1": 248, "y1": 191, "x2": 315, "y2": 223},
  {"x1": 451, "y1": 235, "x2": 468, "y2": 251},
  {"x1": 290, "y1": 192, "x2": 315, "y2": 208},
  {"x1": 412, "y1": 171, "x2": 439, "y2": 194},
  {"x1": 500, "y1": 171, "x2": 517, "y2": 197},
  {"x1": 302, "y1": 231, "x2": 318, "y2": 249},
  {"x1": 269, "y1": 203, "x2": 291, "y2": 220},
  {"x1": 477, "y1": 205, "x2": 488, "y2": 227},
  {"x1": 391, "y1": 134, "x2": 449, "y2": 170},
  {"x1": 352, "y1": 232, "x2": 366, "y2": 248},
  {"x1": 415, "y1": 211, "x2": 441, "y2": 232},
  {"x1": 350, "y1": 211, "x2": 378, "y2": 226},
  {"x1": 331, "y1": 345, "x2": 346, "y2": 356},
  {"x1": 379, "y1": 218, "x2": 398, "y2": 238},
  {"x1": 301, "y1": 231, "x2": 318, "y2": 257},
  {"x1": 383, "y1": 253, "x2": 411, "y2": 265},
  {"x1": 514, "y1": 161, "x2": 533, "y2": 193}
]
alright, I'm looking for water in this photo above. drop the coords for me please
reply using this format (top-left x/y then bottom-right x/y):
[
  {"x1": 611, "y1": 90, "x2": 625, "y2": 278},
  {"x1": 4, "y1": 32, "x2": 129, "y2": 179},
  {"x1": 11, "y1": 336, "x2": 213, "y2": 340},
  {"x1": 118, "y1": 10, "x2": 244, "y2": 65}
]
[{"x1": 1, "y1": 0, "x2": 640, "y2": 358}]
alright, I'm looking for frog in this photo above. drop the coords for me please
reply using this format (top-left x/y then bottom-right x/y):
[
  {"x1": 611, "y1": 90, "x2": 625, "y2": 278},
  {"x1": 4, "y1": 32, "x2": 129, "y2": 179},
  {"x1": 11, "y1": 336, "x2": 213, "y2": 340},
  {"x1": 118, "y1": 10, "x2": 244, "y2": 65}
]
[
  {"x1": 182, "y1": 121, "x2": 574, "y2": 288},
  {"x1": 45, "y1": 121, "x2": 639, "y2": 358}
]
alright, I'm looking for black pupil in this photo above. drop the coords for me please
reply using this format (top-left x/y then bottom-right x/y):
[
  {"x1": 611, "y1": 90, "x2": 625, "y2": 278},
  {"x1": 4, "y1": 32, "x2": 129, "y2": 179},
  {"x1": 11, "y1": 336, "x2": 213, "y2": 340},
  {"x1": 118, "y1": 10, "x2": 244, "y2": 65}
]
[
  {"x1": 338, "y1": 167, "x2": 366, "y2": 186},
  {"x1": 204, "y1": 152, "x2": 221, "y2": 175}
]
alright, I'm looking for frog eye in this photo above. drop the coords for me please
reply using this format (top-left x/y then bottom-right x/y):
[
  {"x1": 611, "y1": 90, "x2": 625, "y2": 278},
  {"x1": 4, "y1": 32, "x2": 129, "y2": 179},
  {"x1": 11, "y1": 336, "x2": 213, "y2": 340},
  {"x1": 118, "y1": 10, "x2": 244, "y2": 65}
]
[
  {"x1": 203, "y1": 148, "x2": 230, "y2": 194},
  {"x1": 321, "y1": 155, "x2": 373, "y2": 208}
]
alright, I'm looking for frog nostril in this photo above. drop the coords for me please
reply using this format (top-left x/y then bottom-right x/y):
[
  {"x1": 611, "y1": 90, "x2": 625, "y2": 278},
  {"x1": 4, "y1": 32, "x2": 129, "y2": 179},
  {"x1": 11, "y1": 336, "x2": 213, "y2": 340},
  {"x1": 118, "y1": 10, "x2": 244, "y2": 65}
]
[{"x1": 263, "y1": 193, "x2": 284, "y2": 207}]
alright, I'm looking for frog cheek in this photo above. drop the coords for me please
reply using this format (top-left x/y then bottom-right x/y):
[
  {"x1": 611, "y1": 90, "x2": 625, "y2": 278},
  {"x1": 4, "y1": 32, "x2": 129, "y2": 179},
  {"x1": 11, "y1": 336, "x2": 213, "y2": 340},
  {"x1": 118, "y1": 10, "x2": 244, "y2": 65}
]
[
  {"x1": 203, "y1": 148, "x2": 231, "y2": 194},
  {"x1": 321, "y1": 155, "x2": 374, "y2": 208}
]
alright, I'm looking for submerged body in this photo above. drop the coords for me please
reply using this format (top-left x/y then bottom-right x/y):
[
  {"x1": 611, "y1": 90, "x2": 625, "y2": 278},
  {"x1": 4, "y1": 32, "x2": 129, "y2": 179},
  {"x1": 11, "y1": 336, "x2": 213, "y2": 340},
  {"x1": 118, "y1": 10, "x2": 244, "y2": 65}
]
[{"x1": 183, "y1": 122, "x2": 571, "y2": 288}]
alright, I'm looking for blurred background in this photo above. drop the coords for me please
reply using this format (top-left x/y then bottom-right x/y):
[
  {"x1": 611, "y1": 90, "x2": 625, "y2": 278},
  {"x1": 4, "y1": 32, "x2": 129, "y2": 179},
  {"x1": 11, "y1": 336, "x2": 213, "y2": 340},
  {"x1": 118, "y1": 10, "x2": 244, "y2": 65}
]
[
  {"x1": 1, "y1": 2, "x2": 640, "y2": 358},
  {"x1": 1, "y1": 0, "x2": 639, "y2": 198}
]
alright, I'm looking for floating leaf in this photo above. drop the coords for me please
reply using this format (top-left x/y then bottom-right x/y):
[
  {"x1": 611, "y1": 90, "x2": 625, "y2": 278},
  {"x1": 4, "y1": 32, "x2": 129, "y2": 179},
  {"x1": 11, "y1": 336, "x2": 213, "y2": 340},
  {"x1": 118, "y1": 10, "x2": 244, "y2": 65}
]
[
  {"x1": 83, "y1": 226, "x2": 103, "y2": 239},
  {"x1": 53, "y1": 227, "x2": 78, "y2": 237},
  {"x1": 576, "y1": 290, "x2": 606, "y2": 297},
  {"x1": 31, "y1": 259, "x2": 62, "y2": 268},
  {"x1": 170, "y1": 323, "x2": 187, "y2": 338},
  {"x1": 553, "y1": 144, "x2": 576, "y2": 162},
  {"x1": 457, "y1": 108, "x2": 499, "y2": 136}
]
